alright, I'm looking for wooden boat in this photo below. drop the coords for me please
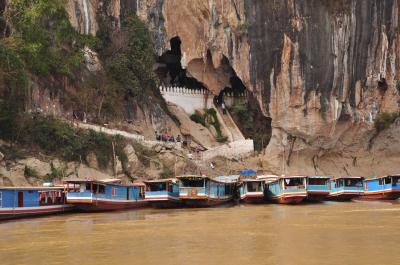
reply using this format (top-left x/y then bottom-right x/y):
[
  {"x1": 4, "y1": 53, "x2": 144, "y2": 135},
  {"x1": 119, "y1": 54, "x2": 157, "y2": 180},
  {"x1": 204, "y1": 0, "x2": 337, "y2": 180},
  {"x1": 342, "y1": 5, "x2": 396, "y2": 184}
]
[
  {"x1": 177, "y1": 175, "x2": 238, "y2": 207},
  {"x1": 0, "y1": 186, "x2": 74, "y2": 220},
  {"x1": 238, "y1": 179, "x2": 266, "y2": 203},
  {"x1": 327, "y1": 176, "x2": 364, "y2": 201},
  {"x1": 265, "y1": 176, "x2": 307, "y2": 204},
  {"x1": 360, "y1": 175, "x2": 400, "y2": 200},
  {"x1": 144, "y1": 178, "x2": 181, "y2": 208},
  {"x1": 65, "y1": 179, "x2": 147, "y2": 211},
  {"x1": 306, "y1": 176, "x2": 331, "y2": 202}
]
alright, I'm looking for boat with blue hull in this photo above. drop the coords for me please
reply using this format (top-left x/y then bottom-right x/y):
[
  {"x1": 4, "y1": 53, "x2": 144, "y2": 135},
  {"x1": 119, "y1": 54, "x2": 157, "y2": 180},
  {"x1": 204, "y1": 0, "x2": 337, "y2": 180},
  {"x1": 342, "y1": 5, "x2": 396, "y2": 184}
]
[
  {"x1": 361, "y1": 175, "x2": 400, "y2": 200},
  {"x1": 238, "y1": 179, "x2": 266, "y2": 203},
  {"x1": 65, "y1": 179, "x2": 147, "y2": 211},
  {"x1": 177, "y1": 175, "x2": 237, "y2": 207},
  {"x1": 327, "y1": 176, "x2": 364, "y2": 201},
  {"x1": 144, "y1": 179, "x2": 181, "y2": 208},
  {"x1": 265, "y1": 176, "x2": 307, "y2": 204},
  {"x1": 306, "y1": 176, "x2": 331, "y2": 202},
  {"x1": 0, "y1": 186, "x2": 74, "y2": 220}
]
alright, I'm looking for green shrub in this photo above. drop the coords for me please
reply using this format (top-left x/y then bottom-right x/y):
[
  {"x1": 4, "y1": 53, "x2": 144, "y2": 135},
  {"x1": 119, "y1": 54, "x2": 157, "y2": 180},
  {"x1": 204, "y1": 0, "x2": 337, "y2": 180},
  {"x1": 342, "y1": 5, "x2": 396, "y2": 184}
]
[
  {"x1": 159, "y1": 167, "x2": 173, "y2": 179},
  {"x1": 190, "y1": 112, "x2": 206, "y2": 126},
  {"x1": 205, "y1": 108, "x2": 227, "y2": 142},
  {"x1": 44, "y1": 162, "x2": 73, "y2": 182},
  {"x1": 232, "y1": 103, "x2": 254, "y2": 130},
  {"x1": 375, "y1": 112, "x2": 400, "y2": 131},
  {"x1": 24, "y1": 166, "x2": 38, "y2": 178}
]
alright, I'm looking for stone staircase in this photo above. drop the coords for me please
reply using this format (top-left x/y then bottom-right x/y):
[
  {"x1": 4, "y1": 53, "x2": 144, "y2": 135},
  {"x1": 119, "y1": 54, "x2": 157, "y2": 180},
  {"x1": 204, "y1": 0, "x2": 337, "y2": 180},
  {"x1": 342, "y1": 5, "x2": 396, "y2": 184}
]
[{"x1": 214, "y1": 104, "x2": 245, "y2": 142}]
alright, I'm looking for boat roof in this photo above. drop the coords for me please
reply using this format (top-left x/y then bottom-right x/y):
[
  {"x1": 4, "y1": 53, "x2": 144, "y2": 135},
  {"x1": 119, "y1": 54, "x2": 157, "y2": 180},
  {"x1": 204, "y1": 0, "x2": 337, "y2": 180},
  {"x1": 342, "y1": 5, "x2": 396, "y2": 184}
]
[
  {"x1": 0, "y1": 186, "x2": 64, "y2": 191},
  {"x1": 332, "y1": 176, "x2": 363, "y2": 180},
  {"x1": 144, "y1": 178, "x2": 177, "y2": 183},
  {"x1": 280, "y1": 175, "x2": 306, "y2": 179},
  {"x1": 64, "y1": 179, "x2": 145, "y2": 186},
  {"x1": 307, "y1": 176, "x2": 331, "y2": 179},
  {"x1": 214, "y1": 175, "x2": 240, "y2": 183},
  {"x1": 241, "y1": 179, "x2": 265, "y2": 182},
  {"x1": 366, "y1": 175, "x2": 400, "y2": 180},
  {"x1": 177, "y1": 175, "x2": 207, "y2": 179}
]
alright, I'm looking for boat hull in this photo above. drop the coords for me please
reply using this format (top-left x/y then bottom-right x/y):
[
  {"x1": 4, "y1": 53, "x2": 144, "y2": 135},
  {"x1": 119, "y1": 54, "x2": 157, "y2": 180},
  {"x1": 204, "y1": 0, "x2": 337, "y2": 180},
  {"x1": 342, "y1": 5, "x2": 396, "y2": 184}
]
[
  {"x1": 240, "y1": 194, "x2": 266, "y2": 204},
  {"x1": 145, "y1": 196, "x2": 182, "y2": 208},
  {"x1": 306, "y1": 191, "x2": 330, "y2": 202},
  {"x1": 327, "y1": 192, "x2": 363, "y2": 201},
  {"x1": 0, "y1": 204, "x2": 75, "y2": 221},
  {"x1": 358, "y1": 190, "x2": 400, "y2": 201},
  {"x1": 67, "y1": 198, "x2": 147, "y2": 212},
  {"x1": 269, "y1": 193, "x2": 307, "y2": 204},
  {"x1": 180, "y1": 197, "x2": 233, "y2": 207}
]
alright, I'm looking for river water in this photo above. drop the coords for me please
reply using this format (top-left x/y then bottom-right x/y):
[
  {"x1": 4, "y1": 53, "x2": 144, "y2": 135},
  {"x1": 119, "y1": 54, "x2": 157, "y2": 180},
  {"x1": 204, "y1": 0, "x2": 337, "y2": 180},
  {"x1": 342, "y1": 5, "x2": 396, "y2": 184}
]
[{"x1": 1, "y1": 201, "x2": 400, "y2": 265}]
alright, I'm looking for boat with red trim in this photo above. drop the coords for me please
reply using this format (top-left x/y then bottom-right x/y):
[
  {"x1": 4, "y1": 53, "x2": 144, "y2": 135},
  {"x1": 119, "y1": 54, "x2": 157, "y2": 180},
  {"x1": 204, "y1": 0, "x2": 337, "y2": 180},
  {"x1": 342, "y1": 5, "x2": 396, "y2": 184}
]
[
  {"x1": 144, "y1": 178, "x2": 181, "y2": 208},
  {"x1": 238, "y1": 178, "x2": 266, "y2": 203},
  {"x1": 326, "y1": 176, "x2": 364, "y2": 201},
  {"x1": 306, "y1": 176, "x2": 331, "y2": 202},
  {"x1": 0, "y1": 186, "x2": 74, "y2": 220},
  {"x1": 177, "y1": 175, "x2": 238, "y2": 207},
  {"x1": 360, "y1": 175, "x2": 400, "y2": 200},
  {"x1": 65, "y1": 179, "x2": 147, "y2": 211},
  {"x1": 265, "y1": 175, "x2": 307, "y2": 204}
]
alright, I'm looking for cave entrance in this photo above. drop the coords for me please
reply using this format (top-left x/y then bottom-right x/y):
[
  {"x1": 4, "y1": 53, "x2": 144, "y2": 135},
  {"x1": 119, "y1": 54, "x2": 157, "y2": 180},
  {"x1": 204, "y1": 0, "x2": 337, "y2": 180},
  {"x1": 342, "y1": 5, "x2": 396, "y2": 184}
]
[{"x1": 156, "y1": 36, "x2": 205, "y2": 89}]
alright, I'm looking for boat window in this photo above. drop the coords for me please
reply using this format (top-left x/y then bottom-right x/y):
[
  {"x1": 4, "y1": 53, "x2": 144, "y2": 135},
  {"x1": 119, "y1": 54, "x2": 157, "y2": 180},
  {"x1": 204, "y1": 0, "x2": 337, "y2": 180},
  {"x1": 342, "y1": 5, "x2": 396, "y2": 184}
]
[
  {"x1": 147, "y1": 183, "x2": 167, "y2": 192},
  {"x1": 39, "y1": 191, "x2": 63, "y2": 206},
  {"x1": 180, "y1": 178, "x2": 204, "y2": 187},
  {"x1": 284, "y1": 178, "x2": 305, "y2": 188},
  {"x1": 378, "y1": 179, "x2": 384, "y2": 185},
  {"x1": 112, "y1": 187, "x2": 118, "y2": 196},
  {"x1": 225, "y1": 184, "x2": 232, "y2": 195},
  {"x1": 98, "y1": 185, "x2": 106, "y2": 194},
  {"x1": 0, "y1": 192, "x2": 2, "y2": 208},
  {"x1": 344, "y1": 179, "x2": 362, "y2": 187},
  {"x1": 385, "y1": 177, "x2": 392, "y2": 185},
  {"x1": 247, "y1": 182, "x2": 262, "y2": 192},
  {"x1": 86, "y1": 183, "x2": 91, "y2": 191},
  {"x1": 335, "y1": 179, "x2": 344, "y2": 188},
  {"x1": 309, "y1": 178, "x2": 327, "y2": 185},
  {"x1": 392, "y1": 176, "x2": 400, "y2": 184}
]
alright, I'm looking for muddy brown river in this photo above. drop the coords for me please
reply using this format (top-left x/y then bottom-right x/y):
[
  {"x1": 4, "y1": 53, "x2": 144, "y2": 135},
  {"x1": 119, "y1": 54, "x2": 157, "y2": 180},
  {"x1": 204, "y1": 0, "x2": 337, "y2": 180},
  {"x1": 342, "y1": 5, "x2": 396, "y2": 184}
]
[{"x1": 0, "y1": 201, "x2": 400, "y2": 265}]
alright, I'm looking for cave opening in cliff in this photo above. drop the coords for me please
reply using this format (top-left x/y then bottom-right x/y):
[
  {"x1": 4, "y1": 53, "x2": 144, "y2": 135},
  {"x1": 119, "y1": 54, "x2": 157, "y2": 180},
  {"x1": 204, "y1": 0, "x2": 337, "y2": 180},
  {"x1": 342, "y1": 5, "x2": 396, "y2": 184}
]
[{"x1": 156, "y1": 36, "x2": 206, "y2": 89}]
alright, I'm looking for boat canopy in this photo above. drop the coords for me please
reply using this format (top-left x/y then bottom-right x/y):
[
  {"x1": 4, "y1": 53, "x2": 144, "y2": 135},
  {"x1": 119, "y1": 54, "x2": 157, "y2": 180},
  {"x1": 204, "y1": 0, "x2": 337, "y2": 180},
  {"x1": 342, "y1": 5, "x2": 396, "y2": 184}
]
[
  {"x1": 144, "y1": 178, "x2": 178, "y2": 184},
  {"x1": 307, "y1": 176, "x2": 331, "y2": 179},
  {"x1": 214, "y1": 175, "x2": 240, "y2": 183},
  {"x1": 0, "y1": 186, "x2": 64, "y2": 191}
]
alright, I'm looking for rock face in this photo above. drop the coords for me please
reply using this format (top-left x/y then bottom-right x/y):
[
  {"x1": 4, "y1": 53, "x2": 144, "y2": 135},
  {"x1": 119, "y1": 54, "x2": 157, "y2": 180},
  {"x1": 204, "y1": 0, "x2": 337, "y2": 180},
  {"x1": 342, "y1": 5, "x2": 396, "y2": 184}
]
[{"x1": 65, "y1": 0, "x2": 400, "y2": 175}]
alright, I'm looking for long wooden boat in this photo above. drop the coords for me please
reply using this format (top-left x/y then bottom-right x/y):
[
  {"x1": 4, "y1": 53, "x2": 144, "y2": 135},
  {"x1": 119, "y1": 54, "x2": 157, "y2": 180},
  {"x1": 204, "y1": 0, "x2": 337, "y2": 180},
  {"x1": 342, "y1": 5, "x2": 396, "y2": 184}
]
[
  {"x1": 177, "y1": 175, "x2": 238, "y2": 207},
  {"x1": 65, "y1": 179, "x2": 147, "y2": 211},
  {"x1": 144, "y1": 178, "x2": 181, "y2": 208},
  {"x1": 360, "y1": 175, "x2": 400, "y2": 200},
  {"x1": 265, "y1": 176, "x2": 307, "y2": 204},
  {"x1": 306, "y1": 176, "x2": 331, "y2": 202},
  {"x1": 327, "y1": 176, "x2": 364, "y2": 201},
  {"x1": 238, "y1": 179, "x2": 266, "y2": 203},
  {"x1": 0, "y1": 186, "x2": 74, "y2": 220}
]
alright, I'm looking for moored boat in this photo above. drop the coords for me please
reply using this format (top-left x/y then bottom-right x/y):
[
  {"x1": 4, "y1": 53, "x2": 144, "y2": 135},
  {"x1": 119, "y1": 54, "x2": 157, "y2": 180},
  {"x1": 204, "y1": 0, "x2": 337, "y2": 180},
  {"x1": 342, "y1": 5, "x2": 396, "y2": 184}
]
[
  {"x1": 177, "y1": 175, "x2": 237, "y2": 207},
  {"x1": 65, "y1": 179, "x2": 147, "y2": 211},
  {"x1": 265, "y1": 176, "x2": 307, "y2": 204},
  {"x1": 0, "y1": 186, "x2": 74, "y2": 220},
  {"x1": 306, "y1": 176, "x2": 331, "y2": 202},
  {"x1": 327, "y1": 176, "x2": 364, "y2": 201},
  {"x1": 238, "y1": 179, "x2": 266, "y2": 203},
  {"x1": 360, "y1": 175, "x2": 400, "y2": 200},
  {"x1": 144, "y1": 178, "x2": 181, "y2": 208}
]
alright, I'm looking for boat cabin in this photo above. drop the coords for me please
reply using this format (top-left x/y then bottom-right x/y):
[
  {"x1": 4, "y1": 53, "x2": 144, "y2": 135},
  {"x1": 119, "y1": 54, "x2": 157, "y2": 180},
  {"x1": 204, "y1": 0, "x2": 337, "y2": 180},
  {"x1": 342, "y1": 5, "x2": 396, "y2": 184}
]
[
  {"x1": 306, "y1": 176, "x2": 331, "y2": 201},
  {"x1": 0, "y1": 187, "x2": 66, "y2": 209},
  {"x1": 363, "y1": 175, "x2": 400, "y2": 200},
  {"x1": 238, "y1": 179, "x2": 265, "y2": 203},
  {"x1": 328, "y1": 176, "x2": 364, "y2": 200},
  {"x1": 177, "y1": 175, "x2": 236, "y2": 206},
  {"x1": 65, "y1": 179, "x2": 146, "y2": 211},
  {"x1": 265, "y1": 176, "x2": 307, "y2": 204},
  {"x1": 144, "y1": 179, "x2": 180, "y2": 205}
]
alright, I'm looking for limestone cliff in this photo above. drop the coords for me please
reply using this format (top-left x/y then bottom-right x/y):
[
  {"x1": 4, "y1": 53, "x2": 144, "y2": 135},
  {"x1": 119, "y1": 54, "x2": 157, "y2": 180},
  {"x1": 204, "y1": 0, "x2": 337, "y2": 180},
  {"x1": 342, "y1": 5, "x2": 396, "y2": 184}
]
[{"x1": 20, "y1": 0, "x2": 400, "y2": 175}]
